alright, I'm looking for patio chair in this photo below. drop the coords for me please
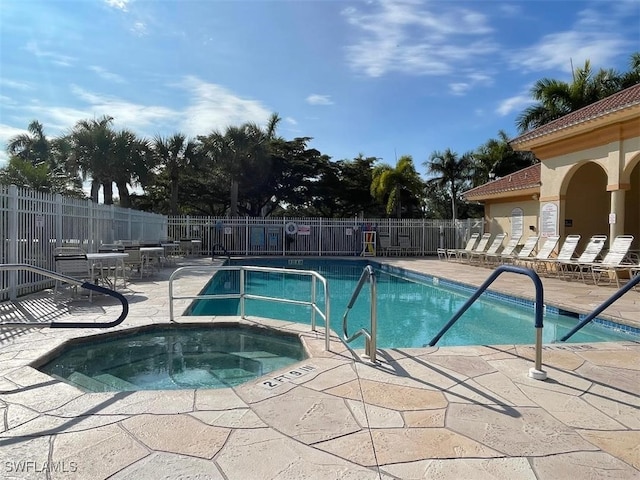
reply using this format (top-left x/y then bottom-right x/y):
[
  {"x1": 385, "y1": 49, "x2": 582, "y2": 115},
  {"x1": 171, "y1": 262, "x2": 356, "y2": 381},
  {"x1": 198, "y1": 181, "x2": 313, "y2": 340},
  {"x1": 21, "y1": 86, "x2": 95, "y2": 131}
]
[
  {"x1": 398, "y1": 235, "x2": 418, "y2": 256},
  {"x1": 502, "y1": 235, "x2": 539, "y2": 265},
  {"x1": 521, "y1": 235, "x2": 560, "y2": 271},
  {"x1": 379, "y1": 234, "x2": 401, "y2": 256},
  {"x1": 438, "y1": 232, "x2": 479, "y2": 261},
  {"x1": 534, "y1": 234, "x2": 581, "y2": 276},
  {"x1": 457, "y1": 233, "x2": 492, "y2": 262},
  {"x1": 468, "y1": 233, "x2": 507, "y2": 265},
  {"x1": 557, "y1": 235, "x2": 607, "y2": 280},
  {"x1": 483, "y1": 235, "x2": 521, "y2": 266},
  {"x1": 589, "y1": 235, "x2": 635, "y2": 287},
  {"x1": 124, "y1": 248, "x2": 149, "y2": 279},
  {"x1": 54, "y1": 253, "x2": 99, "y2": 301}
]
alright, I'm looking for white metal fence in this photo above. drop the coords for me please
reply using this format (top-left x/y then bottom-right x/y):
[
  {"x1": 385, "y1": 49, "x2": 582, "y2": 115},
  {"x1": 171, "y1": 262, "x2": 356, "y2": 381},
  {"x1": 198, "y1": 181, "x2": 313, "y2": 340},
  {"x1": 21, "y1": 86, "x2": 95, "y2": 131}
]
[
  {"x1": 1, "y1": 184, "x2": 167, "y2": 299},
  {"x1": 168, "y1": 216, "x2": 484, "y2": 257}
]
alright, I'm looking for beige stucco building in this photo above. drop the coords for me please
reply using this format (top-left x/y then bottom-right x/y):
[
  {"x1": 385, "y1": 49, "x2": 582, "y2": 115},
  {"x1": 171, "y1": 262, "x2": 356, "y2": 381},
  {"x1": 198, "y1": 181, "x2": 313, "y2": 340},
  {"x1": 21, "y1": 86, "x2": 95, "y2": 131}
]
[{"x1": 464, "y1": 83, "x2": 640, "y2": 252}]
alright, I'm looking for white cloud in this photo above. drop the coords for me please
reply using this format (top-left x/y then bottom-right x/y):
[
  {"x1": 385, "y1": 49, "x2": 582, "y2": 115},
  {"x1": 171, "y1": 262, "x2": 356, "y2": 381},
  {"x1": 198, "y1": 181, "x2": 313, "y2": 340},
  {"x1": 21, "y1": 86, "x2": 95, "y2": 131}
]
[
  {"x1": 496, "y1": 94, "x2": 533, "y2": 116},
  {"x1": 105, "y1": 0, "x2": 130, "y2": 11},
  {"x1": 0, "y1": 124, "x2": 30, "y2": 166},
  {"x1": 131, "y1": 21, "x2": 148, "y2": 36},
  {"x1": 448, "y1": 71, "x2": 492, "y2": 96},
  {"x1": 306, "y1": 94, "x2": 334, "y2": 106},
  {"x1": 177, "y1": 76, "x2": 273, "y2": 137},
  {"x1": 284, "y1": 117, "x2": 297, "y2": 125},
  {"x1": 342, "y1": 0, "x2": 495, "y2": 78},
  {"x1": 0, "y1": 79, "x2": 33, "y2": 91},
  {"x1": 511, "y1": 30, "x2": 628, "y2": 74},
  {"x1": 89, "y1": 66, "x2": 126, "y2": 83},
  {"x1": 24, "y1": 41, "x2": 75, "y2": 67}
]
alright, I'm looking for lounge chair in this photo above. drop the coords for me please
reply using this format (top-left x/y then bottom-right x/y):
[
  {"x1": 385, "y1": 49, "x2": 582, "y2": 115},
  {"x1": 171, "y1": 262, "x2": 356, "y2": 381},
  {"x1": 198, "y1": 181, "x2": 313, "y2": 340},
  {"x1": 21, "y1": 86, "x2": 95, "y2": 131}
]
[
  {"x1": 54, "y1": 252, "x2": 99, "y2": 301},
  {"x1": 458, "y1": 233, "x2": 492, "y2": 262},
  {"x1": 438, "y1": 232, "x2": 479, "y2": 261},
  {"x1": 469, "y1": 233, "x2": 507, "y2": 265},
  {"x1": 557, "y1": 235, "x2": 607, "y2": 280},
  {"x1": 534, "y1": 234, "x2": 581, "y2": 276},
  {"x1": 484, "y1": 236, "x2": 521, "y2": 265},
  {"x1": 503, "y1": 236, "x2": 539, "y2": 265},
  {"x1": 522, "y1": 235, "x2": 560, "y2": 271},
  {"x1": 589, "y1": 235, "x2": 635, "y2": 287}
]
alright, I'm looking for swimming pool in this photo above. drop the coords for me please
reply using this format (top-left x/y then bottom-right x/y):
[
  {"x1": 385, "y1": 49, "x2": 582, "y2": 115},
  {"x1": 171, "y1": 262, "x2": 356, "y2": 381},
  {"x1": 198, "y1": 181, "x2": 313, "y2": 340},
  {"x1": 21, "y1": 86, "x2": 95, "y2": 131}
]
[
  {"x1": 39, "y1": 324, "x2": 307, "y2": 391},
  {"x1": 187, "y1": 259, "x2": 637, "y2": 348}
]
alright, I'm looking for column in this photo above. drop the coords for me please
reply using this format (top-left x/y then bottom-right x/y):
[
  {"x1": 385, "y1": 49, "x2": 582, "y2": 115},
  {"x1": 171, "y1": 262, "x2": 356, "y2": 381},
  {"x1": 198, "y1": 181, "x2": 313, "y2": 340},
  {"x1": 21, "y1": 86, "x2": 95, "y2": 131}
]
[{"x1": 609, "y1": 189, "x2": 626, "y2": 240}]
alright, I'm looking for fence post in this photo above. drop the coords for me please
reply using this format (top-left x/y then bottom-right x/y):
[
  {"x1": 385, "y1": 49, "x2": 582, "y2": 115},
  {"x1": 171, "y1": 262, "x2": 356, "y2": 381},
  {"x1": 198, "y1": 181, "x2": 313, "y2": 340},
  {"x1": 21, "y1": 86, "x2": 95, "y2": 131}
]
[
  {"x1": 8, "y1": 185, "x2": 18, "y2": 299},
  {"x1": 127, "y1": 208, "x2": 132, "y2": 241},
  {"x1": 55, "y1": 194, "x2": 63, "y2": 248},
  {"x1": 318, "y1": 218, "x2": 323, "y2": 256}
]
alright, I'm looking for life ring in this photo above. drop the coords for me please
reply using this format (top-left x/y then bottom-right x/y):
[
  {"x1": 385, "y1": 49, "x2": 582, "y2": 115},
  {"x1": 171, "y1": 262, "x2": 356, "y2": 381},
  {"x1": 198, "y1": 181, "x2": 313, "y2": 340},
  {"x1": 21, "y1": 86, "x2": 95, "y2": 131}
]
[{"x1": 285, "y1": 222, "x2": 298, "y2": 235}]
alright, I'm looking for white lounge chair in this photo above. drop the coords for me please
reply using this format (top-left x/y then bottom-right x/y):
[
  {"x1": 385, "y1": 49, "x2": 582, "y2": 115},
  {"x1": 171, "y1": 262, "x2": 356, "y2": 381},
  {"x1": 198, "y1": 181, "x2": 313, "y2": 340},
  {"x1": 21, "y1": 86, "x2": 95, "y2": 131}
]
[
  {"x1": 589, "y1": 235, "x2": 635, "y2": 287},
  {"x1": 557, "y1": 235, "x2": 607, "y2": 280},
  {"x1": 503, "y1": 236, "x2": 539, "y2": 265},
  {"x1": 469, "y1": 233, "x2": 507, "y2": 265},
  {"x1": 535, "y1": 234, "x2": 581, "y2": 276},
  {"x1": 438, "y1": 232, "x2": 479, "y2": 261},
  {"x1": 458, "y1": 233, "x2": 492, "y2": 262},
  {"x1": 484, "y1": 236, "x2": 521, "y2": 265},
  {"x1": 522, "y1": 235, "x2": 560, "y2": 270}
]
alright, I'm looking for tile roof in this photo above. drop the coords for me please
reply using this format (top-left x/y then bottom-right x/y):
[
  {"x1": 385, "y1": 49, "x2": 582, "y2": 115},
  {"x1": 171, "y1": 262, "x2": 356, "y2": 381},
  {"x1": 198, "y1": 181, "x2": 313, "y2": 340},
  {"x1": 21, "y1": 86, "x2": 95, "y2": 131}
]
[
  {"x1": 511, "y1": 83, "x2": 640, "y2": 145},
  {"x1": 463, "y1": 163, "x2": 541, "y2": 200}
]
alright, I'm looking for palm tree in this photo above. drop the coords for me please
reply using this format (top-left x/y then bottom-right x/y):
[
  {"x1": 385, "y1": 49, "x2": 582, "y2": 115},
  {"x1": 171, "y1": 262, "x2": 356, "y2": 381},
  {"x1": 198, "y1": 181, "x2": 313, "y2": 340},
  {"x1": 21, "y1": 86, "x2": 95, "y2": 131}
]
[
  {"x1": 152, "y1": 133, "x2": 197, "y2": 215},
  {"x1": 200, "y1": 113, "x2": 280, "y2": 217},
  {"x1": 112, "y1": 130, "x2": 152, "y2": 208},
  {"x1": 471, "y1": 130, "x2": 538, "y2": 186},
  {"x1": 7, "y1": 120, "x2": 51, "y2": 166},
  {"x1": 516, "y1": 55, "x2": 639, "y2": 132},
  {"x1": 424, "y1": 149, "x2": 471, "y2": 220},
  {"x1": 69, "y1": 115, "x2": 117, "y2": 203},
  {"x1": 370, "y1": 155, "x2": 424, "y2": 218}
]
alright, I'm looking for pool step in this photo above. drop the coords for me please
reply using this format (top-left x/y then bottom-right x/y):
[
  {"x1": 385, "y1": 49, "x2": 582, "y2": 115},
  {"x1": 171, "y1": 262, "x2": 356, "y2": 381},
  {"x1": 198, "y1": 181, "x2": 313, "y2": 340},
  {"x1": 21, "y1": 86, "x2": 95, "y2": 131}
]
[
  {"x1": 68, "y1": 372, "x2": 113, "y2": 392},
  {"x1": 93, "y1": 373, "x2": 138, "y2": 391}
]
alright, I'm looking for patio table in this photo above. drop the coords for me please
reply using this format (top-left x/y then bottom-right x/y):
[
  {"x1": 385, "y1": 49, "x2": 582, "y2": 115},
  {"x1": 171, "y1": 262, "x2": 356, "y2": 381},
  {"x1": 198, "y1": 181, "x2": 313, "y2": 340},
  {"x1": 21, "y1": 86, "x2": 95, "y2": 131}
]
[{"x1": 86, "y1": 252, "x2": 129, "y2": 290}]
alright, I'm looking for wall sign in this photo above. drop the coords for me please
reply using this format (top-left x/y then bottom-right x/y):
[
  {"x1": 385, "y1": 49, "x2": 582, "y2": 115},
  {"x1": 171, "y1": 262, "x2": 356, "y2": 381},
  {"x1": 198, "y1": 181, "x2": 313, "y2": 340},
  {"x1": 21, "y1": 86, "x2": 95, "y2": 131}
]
[
  {"x1": 540, "y1": 203, "x2": 558, "y2": 237},
  {"x1": 510, "y1": 208, "x2": 524, "y2": 239}
]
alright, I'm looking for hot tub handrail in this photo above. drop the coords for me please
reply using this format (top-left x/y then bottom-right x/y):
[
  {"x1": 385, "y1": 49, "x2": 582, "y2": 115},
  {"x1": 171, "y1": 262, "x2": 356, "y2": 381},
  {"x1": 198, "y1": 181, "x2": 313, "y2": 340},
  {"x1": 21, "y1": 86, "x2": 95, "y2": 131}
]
[
  {"x1": 169, "y1": 265, "x2": 331, "y2": 352},
  {"x1": 0, "y1": 263, "x2": 129, "y2": 329},
  {"x1": 342, "y1": 265, "x2": 377, "y2": 363},
  {"x1": 427, "y1": 265, "x2": 547, "y2": 380},
  {"x1": 560, "y1": 272, "x2": 640, "y2": 342}
]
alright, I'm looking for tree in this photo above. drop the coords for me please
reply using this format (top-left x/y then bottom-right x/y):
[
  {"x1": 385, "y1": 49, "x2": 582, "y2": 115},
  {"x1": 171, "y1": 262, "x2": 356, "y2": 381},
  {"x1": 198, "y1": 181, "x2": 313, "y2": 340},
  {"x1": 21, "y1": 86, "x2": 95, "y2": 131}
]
[
  {"x1": 0, "y1": 156, "x2": 84, "y2": 197},
  {"x1": 516, "y1": 54, "x2": 640, "y2": 132},
  {"x1": 152, "y1": 133, "x2": 198, "y2": 215},
  {"x1": 424, "y1": 149, "x2": 471, "y2": 220},
  {"x1": 370, "y1": 155, "x2": 424, "y2": 218},
  {"x1": 7, "y1": 120, "x2": 51, "y2": 166},
  {"x1": 471, "y1": 130, "x2": 538, "y2": 186},
  {"x1": 69, "y1": 115, "x2": 117, "y2": 203},
  {"x1": 112, "y1": 130, "x2": 153, "y2": 208}
]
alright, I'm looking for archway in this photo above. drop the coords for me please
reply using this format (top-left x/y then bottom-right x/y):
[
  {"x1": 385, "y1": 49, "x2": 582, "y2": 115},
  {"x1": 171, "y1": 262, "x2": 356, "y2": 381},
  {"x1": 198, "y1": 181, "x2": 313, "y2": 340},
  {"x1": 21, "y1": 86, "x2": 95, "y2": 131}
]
[
  {"x1": 624, "y1": 154, "x2": 640, "y2": 249},
  {"x1": 562, "y1": 162, "x2": 609, "y2": 251}
]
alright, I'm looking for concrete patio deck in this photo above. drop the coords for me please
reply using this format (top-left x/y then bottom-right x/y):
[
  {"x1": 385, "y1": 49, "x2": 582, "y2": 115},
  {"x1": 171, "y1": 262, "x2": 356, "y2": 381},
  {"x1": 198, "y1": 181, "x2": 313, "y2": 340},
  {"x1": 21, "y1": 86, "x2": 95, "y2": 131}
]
[{"x1": 0, "y1": 257, "x2": 638, "y2": 479}]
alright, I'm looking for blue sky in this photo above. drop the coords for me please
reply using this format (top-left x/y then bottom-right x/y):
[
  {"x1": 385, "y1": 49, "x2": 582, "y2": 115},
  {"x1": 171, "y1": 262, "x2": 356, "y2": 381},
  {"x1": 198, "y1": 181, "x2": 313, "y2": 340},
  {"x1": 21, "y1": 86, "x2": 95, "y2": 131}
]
[{"x1": 1, "y1": 0, "x2": 639, "y2": 177}]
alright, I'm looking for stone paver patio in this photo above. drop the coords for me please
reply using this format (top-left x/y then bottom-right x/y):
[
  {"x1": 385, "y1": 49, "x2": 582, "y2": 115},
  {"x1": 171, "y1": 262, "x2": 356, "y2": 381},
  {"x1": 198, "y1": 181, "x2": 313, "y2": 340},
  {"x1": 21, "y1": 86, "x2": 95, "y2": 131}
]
[{"x1": 0, "y1": 257, "x2": 638, "y2": 479}]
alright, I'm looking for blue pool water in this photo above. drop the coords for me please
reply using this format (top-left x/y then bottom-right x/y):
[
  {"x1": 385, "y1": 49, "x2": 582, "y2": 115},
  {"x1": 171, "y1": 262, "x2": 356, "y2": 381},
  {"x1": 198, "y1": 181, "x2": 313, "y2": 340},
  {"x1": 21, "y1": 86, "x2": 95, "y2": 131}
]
[
  {"x1": 188, "y1": 259, "x2": 637, "y2": 348},
  {"x1": 39, "y1": 325, "x2": 307, "y2": 391}
]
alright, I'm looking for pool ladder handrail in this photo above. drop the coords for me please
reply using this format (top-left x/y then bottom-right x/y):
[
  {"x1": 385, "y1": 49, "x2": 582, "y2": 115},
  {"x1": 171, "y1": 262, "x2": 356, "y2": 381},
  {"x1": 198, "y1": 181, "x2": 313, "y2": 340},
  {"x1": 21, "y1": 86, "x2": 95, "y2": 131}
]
[
  {"x1": 427, "y1": 265, "x2": 547, "y2": 380},
  {"x1": 211, "y1": 243, "x2": 231, "y2": 263},
  {"x1": 342, "y1": 265, "x2": 378, "y2": 363},
  {"x1": 169, "y1": 265, "x2": 331, "y2": 352},
  {"x1": 0, "y1": 263, "x2": 129, "y2": 328},
  {"x1": 560, "y1": 272, "x2": 640, "y2": 341}
]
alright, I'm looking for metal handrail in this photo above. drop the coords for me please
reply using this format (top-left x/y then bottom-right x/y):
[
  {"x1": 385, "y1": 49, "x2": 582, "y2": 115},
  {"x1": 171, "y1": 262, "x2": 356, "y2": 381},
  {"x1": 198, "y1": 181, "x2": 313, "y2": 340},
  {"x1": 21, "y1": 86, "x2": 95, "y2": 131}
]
[
  {"x1": 211, "y1": 243, "x2": 231, "y2": 263},
  {"x1": 169, "y1": 265, "x2": 331, "y2": 352},
  {"x1": 0, "y1": 264, "x2": 129, "y2": 328},
  {"x1": 342, "y1": 265, "x2": 378, "y2": 363},
  {"x1": 427, "y1": 265, "x2": 547, "y2": 380},
  {"x1": 560, "y1": 273, "x2": 640, "y2": 341}
]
